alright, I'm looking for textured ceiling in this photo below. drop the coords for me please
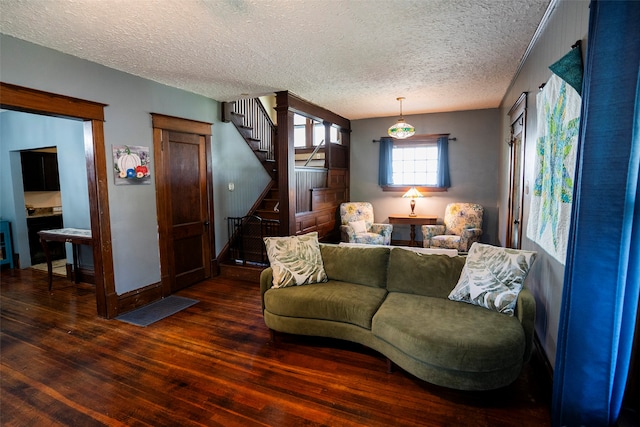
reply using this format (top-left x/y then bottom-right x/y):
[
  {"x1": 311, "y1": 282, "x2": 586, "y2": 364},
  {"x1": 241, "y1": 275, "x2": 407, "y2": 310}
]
[{"x1": 0, "y1": 0, "x2": 551, "y2": 120}]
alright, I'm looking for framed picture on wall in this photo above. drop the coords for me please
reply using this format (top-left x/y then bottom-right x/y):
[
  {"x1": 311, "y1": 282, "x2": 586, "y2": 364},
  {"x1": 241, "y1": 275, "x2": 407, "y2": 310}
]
[{"x1": 113, "y1": 145, "x2": 151, "y2": 185}]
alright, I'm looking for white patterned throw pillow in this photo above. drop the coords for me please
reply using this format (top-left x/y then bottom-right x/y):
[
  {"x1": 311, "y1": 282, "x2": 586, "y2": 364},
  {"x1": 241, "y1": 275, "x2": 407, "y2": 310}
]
[
  {"x1": 448, "y1": 243, "x2": 537, "y2": 315},
  {"x1": 348, "y1": 220, "x2": 368, "y2": 234},
  {"x1": 263, "y1": 232, "x2": 328, "y2": 288}
]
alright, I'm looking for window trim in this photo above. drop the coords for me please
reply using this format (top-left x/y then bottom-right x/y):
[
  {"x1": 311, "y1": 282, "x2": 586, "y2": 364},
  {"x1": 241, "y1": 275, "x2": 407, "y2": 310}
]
[
  {"x1": 380, "y1": 185, "x2": 448, "y2": 193},
  {"x1": 378, "y1": 133, "x2": 450, "y2": 191}
]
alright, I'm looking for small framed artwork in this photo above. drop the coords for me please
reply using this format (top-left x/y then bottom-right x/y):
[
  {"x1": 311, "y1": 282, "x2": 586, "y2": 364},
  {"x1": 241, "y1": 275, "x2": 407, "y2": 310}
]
[{"x1": 113, "y1": 145, "x2": 151, "y2": 185}]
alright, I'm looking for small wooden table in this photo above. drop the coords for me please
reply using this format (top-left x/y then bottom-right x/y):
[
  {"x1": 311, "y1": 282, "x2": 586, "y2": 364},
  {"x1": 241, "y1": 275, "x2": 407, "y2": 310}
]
[
  {"x1": 388, "y1": 214, "x2": 438, "y2": 247},
  {"x1": 38, "y1": 228, "x2": 93, "y2": 291}
]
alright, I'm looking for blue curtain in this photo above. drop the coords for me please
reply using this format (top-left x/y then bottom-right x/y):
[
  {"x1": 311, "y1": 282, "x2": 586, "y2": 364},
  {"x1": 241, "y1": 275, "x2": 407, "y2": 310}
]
[
  {"x1": 552, "y1": 1, "x2": 640, "y2": 426},
  {"x1": 437, "y1": 136, "x2": 451, "y2": 188},
  {"x1": 378, "y1": 137, "x2": 393, "y2": 186},
  {"x1": 378, "y1": 136, "x2": 450, "y2": 187}
]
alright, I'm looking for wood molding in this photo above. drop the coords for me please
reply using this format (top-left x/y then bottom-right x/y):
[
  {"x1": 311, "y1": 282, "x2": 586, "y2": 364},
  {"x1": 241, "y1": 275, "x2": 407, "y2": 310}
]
[
  {"x1": 0, "y1": 82, "x2": 106, "y2": 121},
  {"x1": 1, "y1": 82, "x2": 115, "y2": 319},
  {"x1": 532, "y1": 332, "x2": 554, "y2": 392},
  {"x1": 280, "y1": 91, "x2": 351, "y2": 130},
  {"x1": 152, "y1": 114, "x2": 217, "y2": 297},
  {"x1": 117, "y1": 281, "x2": 163, "y2": 314},
  {"x1": 151, "y1": 113, "x2": 212, "y2": 135}
]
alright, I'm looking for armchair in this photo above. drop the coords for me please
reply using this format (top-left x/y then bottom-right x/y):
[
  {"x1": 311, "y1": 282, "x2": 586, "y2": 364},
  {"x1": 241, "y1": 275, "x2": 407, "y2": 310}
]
[
  {"x1": 340, "y1": 202, "x2": 393, "y2": 245},
  {"x1": 421, "y1": 203, "x2": 483, "y2": 253}
]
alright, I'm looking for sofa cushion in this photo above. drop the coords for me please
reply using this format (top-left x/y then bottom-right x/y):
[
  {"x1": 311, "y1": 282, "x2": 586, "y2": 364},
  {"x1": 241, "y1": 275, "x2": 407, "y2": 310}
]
[
  {"x1": 263, "y1": 232, "x2": 327, "y2": 288},
  {"x1": 320, "y1": 244, "x2": 390, "y2": 288},
  {"x1": 386, "y1": 248, "x2": 466, "y2": 298},
  {"x1": 372, "y1": 293, "x2": 525, "y2": 372},
  {"x1": 448, "y1": 243, "x2": 537, "y2": 316},
  {"x1": 264, "y1": 281, "x2": 387, "y2": 329}
]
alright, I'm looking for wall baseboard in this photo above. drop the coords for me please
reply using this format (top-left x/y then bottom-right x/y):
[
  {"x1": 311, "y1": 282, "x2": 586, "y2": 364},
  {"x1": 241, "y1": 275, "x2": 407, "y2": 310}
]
[
  {"x1": 117, "y1": 282, "x2": 163, "y2": 315},
  {"x1": 533, "y1": 332, "x2": 554, "y2": 393}
]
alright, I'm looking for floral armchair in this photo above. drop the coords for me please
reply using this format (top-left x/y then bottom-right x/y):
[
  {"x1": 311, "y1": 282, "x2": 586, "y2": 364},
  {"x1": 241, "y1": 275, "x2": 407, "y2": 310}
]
[
  {"x1": 340, "y1": 202, "x2": 393, "y2": 245},
  {"x1": 421, "y1": 203, "x2": 483, "y2": 253}
]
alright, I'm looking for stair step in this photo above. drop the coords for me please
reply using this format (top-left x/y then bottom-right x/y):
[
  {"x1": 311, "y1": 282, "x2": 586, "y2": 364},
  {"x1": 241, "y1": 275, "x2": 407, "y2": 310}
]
[
  {"x1": 255, "y1": 210, "x2": 279, "y2": 220},
  {"x1": 247, "y1": 139, "x2": 261, "y2": 151},
  {"x1": 238, "y1": 126, "x2": 253, "y2": 138},
  {"x1": 255, "y1": 151, "x2": 269, "y2": 162},
  {"x1": 219, "y1": 262, "x2": 265, "y2": 283},
  {"x1": 260, "y1": 199, "x2": 279, "y2": 211}
]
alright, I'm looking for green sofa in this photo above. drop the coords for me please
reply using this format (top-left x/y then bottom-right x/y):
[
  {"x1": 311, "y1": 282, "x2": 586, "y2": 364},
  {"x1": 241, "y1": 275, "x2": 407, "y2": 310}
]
[{"x1": 260, "y1": 243, "x2": 536, "y2": 391}]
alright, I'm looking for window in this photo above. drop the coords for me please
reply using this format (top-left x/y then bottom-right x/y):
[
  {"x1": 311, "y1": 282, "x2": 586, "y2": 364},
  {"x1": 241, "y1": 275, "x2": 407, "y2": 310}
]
[
  {"x1": 293, "y1": 113, "x2": 308, "y2": 148},
  {"x1": 294, "y1": 113, "x2": 343, "y2": 148},
  {"x1": 392, "y1": 142, "x2": 439, "y2": 185},
  {"x1": 378, "y1": 134, "x2": 450, "y2": 191}
]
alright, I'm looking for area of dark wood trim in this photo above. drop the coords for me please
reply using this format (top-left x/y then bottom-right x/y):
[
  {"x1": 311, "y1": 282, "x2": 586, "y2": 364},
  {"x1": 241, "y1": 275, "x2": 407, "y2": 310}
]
[
  {"x1": 532, "y1": 332, "x2": 554, "y2": 394},
  {"x1": 381, "y1": 185, "x2": 448, "y2": 193},
  {"x1": 151, "y1": 113, "x2": 212, "y2": 136},
  {"x1": 0, "y1": 82, "x2": 114, "y2": 319},
  {"x1": 116, "y1": 281, "x2": 163, "y2": 315},
  {"x1": 284, "y1": 91, "x2": 351, "y2": 130},
  {"x1": 151, "y1": 114, "x2": 217, "y2": 298},
  {"x1": 0, "y1": 82, "x2": 106, "y2": 121}
]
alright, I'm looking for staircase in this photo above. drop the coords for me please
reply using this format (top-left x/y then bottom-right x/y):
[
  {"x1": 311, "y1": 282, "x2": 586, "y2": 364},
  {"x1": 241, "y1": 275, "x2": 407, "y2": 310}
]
[
  {"x1": 220, "y1": 98, "x2": 280, "y2": 280},
  {"x1": 222, "y1": 98, "x2": 277, "y2": 179},
  {"x1": 255, "y1": 186, "x2": 279, "y2": 221}
]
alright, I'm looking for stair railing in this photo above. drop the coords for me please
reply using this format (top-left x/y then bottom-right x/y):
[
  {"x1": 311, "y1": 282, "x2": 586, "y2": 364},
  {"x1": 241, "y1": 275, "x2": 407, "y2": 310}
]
[
  {"x1": 231, "y1": 98, "x2": 276, "y2": 162},
  {"x1": 227, "y1": 215, "x2": 280, "y2": 265},
  {"x1": 303, "y1": 139, "x2": 325, "y2": 167}
]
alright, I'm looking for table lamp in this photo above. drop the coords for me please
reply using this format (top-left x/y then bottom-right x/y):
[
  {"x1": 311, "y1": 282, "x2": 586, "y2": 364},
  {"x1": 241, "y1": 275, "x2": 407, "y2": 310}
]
[{"x1": 402, "y1": 187, "x2": 423, "y2": 217}]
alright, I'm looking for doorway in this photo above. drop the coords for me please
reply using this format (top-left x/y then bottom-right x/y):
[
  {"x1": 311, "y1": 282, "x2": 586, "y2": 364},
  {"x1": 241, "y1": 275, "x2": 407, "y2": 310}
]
[
  {"x1": 506, "y1": 93, "x2": 527, "y2": 249},
  {"x1": 20, "y1": 147, "x2": 65, "y2": 267},
  {"x1": 151, "y1": 114, "x2": 215, "y2": 295},
  {"x1": 1, "y1": 83, "x2": 116, "y2": 318}
]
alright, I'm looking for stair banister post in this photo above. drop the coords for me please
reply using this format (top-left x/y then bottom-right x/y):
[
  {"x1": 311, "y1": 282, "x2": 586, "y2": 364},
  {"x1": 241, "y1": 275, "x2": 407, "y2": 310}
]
[{"x1": 275, "y1": 91, "x2": 296, "y2": 236}]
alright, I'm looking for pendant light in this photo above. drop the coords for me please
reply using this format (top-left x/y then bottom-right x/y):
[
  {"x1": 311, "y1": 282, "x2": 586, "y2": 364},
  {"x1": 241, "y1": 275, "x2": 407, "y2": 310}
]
[{"x1": 388, "y1": 97, "x2": 415, "y2": 139}]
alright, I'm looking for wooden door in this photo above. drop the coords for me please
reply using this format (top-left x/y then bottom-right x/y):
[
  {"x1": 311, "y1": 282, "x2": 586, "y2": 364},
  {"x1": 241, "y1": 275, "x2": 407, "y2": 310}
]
[
  {"x1": 506, "y1": 93, "x2": 527, "y2": 249},
  {"x1": 153, "y1": 115, "x2": 214, "y2": 294}
]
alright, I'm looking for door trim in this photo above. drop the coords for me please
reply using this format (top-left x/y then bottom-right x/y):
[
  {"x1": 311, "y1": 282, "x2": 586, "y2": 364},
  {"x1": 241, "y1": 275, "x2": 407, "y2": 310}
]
[
  {"x1": 151, "y1": 114, "x2": 216, "y2": 296},
  {"x1": 0, "y1": 82, "x2": 117, "y2": 318},
  {"x1": 506, "y1": 92, "x2": 527, "y2": 249}
]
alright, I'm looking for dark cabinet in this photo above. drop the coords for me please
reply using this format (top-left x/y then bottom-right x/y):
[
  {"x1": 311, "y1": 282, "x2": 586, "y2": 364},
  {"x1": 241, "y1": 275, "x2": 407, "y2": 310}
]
[
  {"x1": 21, "y1": 151, "x2": 60, "y2": 191},
  {"x1": 27, "y1": 215, "x2": 65, "y2": 265}
]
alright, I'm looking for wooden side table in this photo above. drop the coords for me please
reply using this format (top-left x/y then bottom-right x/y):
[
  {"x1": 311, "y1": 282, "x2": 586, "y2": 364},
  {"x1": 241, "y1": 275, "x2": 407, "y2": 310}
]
[
  {"x1": 38, "y1": 228, "x2": 93, "y2": 291},
  {"x1": 388, "y1": 214, "x2": 438, "y2": 247}
]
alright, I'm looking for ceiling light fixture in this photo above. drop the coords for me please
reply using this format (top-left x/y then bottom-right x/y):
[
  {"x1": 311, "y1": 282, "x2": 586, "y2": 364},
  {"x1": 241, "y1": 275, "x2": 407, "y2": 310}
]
[{"x1": 388, "y1": 97, "x2": 415, "y2": 139}]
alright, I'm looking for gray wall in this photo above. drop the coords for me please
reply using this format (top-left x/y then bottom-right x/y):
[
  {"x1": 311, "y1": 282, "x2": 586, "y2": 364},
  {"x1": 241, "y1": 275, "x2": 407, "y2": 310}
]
[
  {"x1": 351, "y1": 108, "x2": 501, "y2": 245},
  {"x1": 498, "y1": 0, "x2": 589, "y2": 367},
  {"x1": 0, "y1": 34, "x2": 270, "y2": 294}
]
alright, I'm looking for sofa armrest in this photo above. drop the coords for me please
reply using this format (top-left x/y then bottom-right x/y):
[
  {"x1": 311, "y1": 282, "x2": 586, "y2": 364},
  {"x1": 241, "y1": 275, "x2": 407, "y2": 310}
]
[
  {"x1": 515, "y1": 287, "x2": 536, "y2": 362},
  {"x1": 340, "y1": 224, "x2": 356, "y2": 242},
  {"x1": 260, "y1": 267, "x2": 274, "y2": 311}
]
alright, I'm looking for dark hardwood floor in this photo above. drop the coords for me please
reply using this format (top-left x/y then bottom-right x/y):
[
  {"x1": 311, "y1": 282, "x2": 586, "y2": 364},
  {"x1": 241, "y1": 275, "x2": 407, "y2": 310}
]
[{"x1": 1, "y1": 267, "x2": 551, "y2": 426}]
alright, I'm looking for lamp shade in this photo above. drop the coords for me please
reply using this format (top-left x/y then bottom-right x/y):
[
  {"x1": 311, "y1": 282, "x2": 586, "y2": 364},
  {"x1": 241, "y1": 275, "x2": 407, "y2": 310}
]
[
  {"x1": 388, "y1": 97, "x2": 415, "y2": 139},
  {"x1": 402, "y1": 187, "x2": 423, "y2": 216},
  {"x1": 402, "y1": 187, "x2": 423, "y2": 199},
  {"x1": 388, "y1": 121, "x2": 415, "y2": 139}
]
